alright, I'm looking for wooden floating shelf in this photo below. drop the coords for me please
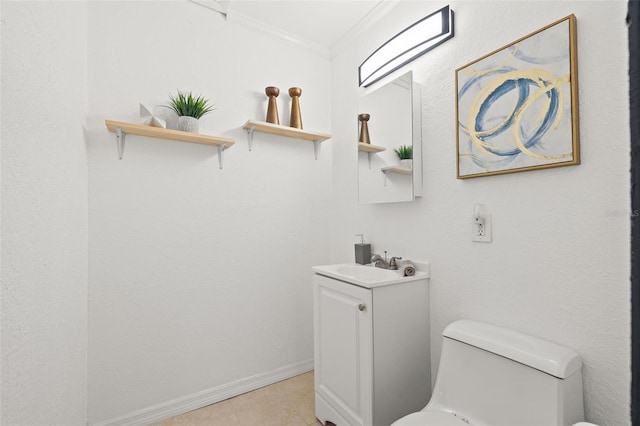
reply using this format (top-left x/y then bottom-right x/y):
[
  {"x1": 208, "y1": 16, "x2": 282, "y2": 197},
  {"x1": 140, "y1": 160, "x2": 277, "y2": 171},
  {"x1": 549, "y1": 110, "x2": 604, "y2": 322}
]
[
  {"x1": 242, "y1": 120, "x2": 331, "y2": 142},
  {"x1": 104, "y1": 120, "x2": 235, "y2": 169},
  {"x1": 359, "y1": 142, "x2": 386, "y2": 169},
  {"x1": 105, "y1": 120, "x2": 235, "y2": 147},
  {"x1": 381, "y1": 166, "x2": 412, "y2": 175},
  {"x1": 358, "y1": 143, "x2": 386, "y2": 153},
  {"x1": 381, "y1": 165, "x2": 412, "y2": 187},
  {"x1": 242, "y1": 120, "x2": 332, "y2": 159}
]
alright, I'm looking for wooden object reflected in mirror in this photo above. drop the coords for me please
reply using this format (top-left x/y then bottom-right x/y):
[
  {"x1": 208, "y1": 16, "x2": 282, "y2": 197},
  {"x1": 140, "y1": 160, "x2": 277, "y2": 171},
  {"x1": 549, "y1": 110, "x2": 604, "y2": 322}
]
[
  {"x1": 265, "y1": 86, "x2": 280, "y2": 125},
  {"x1": 358, "y1": 113, "x2": 371, "y2": 144},
  {"x1": 357, "y1": 71, "x2": 421, "y2": 205},
  {"x1": 289, "y1": 87, "x2": 303, "y2": 129}
]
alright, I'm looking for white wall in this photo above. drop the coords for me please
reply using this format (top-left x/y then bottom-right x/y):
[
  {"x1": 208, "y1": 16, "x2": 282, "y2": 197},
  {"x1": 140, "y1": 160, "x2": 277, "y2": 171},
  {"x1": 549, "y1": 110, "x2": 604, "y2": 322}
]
[
  {"x1": 330, "y1": 1, "x2": 630, "y2": 425},
  {"x1": 0, "y1": 1, "x2": 631, "y2": 424},
  {"x1": 0, "y1": 1, "x2": 89, "y2": 425},
  {"x1": 85, "y1": 1, "x2": 332, "y2": 423}
]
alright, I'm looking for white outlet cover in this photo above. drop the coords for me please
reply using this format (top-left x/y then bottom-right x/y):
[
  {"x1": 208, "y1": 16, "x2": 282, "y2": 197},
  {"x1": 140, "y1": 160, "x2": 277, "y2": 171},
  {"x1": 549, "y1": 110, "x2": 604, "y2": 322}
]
[{"x1": 472, "y1": 214, "x2": 492, "y2": 243}]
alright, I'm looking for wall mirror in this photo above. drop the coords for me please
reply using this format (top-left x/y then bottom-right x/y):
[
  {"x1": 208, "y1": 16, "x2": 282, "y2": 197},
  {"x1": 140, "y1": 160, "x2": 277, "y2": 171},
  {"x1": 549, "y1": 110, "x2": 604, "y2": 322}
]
[{"x1": 357, "y1": 71, "x2": 422, "y2": 204}]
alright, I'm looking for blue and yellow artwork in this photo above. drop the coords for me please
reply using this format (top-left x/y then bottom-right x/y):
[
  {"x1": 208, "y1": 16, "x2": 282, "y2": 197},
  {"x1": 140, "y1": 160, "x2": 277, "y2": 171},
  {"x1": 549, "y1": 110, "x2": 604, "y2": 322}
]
[{"x1": 456, "y1": 15, "x2": 580, "y2": 178}]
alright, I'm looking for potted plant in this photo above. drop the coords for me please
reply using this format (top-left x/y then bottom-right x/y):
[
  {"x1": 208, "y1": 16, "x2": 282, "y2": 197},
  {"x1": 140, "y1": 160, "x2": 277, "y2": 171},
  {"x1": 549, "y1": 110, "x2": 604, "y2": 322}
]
[
  {"x1": 165, "y1": 90, "x2": 215, "y2": 133},
  {"x1": 394, "y1": 144, "x2": 413, "y2": 169}
]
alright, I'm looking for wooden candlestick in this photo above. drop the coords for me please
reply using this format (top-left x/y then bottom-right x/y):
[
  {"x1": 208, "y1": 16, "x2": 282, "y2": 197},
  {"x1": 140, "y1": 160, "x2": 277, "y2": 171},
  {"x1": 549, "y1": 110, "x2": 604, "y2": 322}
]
[
  {"x1": 265, "y1": 86, "x2": 280, "y2": 125},
  {"x1": 289, "y1": 87, "x2": 303, "y2": 129},
  {"x1": 358, "y1": 113, "x2": 371, "y2": 144}
]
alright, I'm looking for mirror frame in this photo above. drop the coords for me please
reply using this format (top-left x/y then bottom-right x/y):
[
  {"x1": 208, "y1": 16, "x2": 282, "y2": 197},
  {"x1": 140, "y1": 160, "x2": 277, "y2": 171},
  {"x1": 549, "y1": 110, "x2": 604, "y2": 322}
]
[{"x1": 357, "y1": 71, "x2": 422, "y2": 204}]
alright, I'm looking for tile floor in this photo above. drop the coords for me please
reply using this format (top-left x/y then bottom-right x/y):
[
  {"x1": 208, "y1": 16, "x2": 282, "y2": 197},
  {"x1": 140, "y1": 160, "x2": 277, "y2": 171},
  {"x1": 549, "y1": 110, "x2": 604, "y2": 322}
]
[{"x1": 153, "y1": 371, "x2": 328, "y2": 426}]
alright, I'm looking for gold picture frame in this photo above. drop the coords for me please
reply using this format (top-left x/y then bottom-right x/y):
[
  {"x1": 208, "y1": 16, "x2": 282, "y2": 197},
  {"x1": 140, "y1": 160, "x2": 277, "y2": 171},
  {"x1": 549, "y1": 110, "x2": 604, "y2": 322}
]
[{"x1": 456, "y1": 15, "x2": 580, "y2": 179}]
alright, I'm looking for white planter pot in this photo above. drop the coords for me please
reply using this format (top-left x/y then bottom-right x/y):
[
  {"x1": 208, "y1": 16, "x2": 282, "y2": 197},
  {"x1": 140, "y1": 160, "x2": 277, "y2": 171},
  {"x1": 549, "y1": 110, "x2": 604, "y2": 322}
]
[
  {"x1": 400, "y1": 159, "x2": 413, "y2": 170},
  {"x1": 177, "y1": 116, "x2": 199, "y2": 133}
]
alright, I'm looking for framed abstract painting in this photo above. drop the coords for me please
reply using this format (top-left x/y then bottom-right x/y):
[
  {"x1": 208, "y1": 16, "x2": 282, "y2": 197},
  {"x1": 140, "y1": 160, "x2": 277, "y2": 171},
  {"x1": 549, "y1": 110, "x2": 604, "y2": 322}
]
[{"x1": 456, "y1": 15, "x2": 579, "y2": 179}]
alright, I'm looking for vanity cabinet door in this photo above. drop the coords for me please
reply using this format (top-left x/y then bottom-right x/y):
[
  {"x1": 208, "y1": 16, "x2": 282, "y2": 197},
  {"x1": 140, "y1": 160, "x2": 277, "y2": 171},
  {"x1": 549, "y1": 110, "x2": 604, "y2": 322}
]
[{"x1": 313, "y1": 274, "x2": 373, "y2": 426}]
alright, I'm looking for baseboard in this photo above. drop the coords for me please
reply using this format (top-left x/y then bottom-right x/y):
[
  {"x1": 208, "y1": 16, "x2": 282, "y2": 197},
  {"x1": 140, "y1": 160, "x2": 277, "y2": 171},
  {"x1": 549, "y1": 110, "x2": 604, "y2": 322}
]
[{"x1": 90, "y1": 359, "x2": 314, "y2": 426}]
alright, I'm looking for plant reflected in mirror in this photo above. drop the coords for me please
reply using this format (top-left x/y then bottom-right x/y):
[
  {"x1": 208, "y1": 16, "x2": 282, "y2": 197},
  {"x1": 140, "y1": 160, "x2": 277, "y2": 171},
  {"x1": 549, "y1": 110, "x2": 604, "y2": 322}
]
[
  {"x1": 357, "y1": 72, "x2": 421, "y2": 204},
  {"x1": 394, "y1": 145, "x2": 412, "y2": 160}
]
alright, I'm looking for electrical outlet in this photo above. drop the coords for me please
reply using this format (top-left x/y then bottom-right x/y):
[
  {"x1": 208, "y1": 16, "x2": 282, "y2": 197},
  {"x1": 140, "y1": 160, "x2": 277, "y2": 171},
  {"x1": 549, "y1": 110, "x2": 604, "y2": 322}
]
[{"x1": 472, "y1": 214, "x2": 492, "y2": 243}]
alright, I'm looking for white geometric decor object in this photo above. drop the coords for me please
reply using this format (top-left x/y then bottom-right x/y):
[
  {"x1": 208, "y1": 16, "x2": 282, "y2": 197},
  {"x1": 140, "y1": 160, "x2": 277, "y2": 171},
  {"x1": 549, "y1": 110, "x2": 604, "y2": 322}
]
[{"x1": 140, "y1": 103, "x2": 166, "y2": 128}]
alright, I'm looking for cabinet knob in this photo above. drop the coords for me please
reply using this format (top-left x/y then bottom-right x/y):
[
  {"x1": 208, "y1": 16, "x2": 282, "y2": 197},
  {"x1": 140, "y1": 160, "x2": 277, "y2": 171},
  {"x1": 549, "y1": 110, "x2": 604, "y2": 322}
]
[{"x1": 358, "y1": 304, "x2": 366, "y2": 311}]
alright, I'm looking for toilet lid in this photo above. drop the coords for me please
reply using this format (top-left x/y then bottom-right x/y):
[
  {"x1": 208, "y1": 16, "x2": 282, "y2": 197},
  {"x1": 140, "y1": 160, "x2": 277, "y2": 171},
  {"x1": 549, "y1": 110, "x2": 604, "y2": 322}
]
[{"x1": 392, "y1": 410, "x2": 470, "y2": 425}]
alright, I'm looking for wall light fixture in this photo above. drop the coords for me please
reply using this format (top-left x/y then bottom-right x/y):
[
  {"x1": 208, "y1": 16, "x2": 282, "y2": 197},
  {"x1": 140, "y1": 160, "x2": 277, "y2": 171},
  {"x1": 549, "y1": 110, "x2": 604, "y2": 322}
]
[{"x1": 359, "y1": 5, "x2": 454, "y2": 87}]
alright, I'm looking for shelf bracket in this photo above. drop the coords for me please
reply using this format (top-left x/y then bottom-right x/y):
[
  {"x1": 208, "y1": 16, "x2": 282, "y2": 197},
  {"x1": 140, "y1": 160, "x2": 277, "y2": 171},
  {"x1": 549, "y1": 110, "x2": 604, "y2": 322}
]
[
  {"x1": 367, "y1": 152, "x2": 372, "y2": 169},
  {"x1": 115, "y1": 127, "x2": 126, "y2": 159},
  {"x1": 246, "y1": 126, "x2": 256, "y2": 151},
  {"x1": 382, "y1": 169, "x2": 392, "y2": 187},
  {"x1": 217, "y1": 143, "x2": 229, "y2": 169},
  {"x1": 313, "y1": 139, "x2": 321, "y2": 160}
]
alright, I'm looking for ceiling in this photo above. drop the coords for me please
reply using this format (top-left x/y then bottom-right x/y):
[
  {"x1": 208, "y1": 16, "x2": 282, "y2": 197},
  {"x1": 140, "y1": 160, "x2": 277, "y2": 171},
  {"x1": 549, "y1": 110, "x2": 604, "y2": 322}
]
[{"x1": 190, "y1": 0, "x2": 390, "y2": 50}]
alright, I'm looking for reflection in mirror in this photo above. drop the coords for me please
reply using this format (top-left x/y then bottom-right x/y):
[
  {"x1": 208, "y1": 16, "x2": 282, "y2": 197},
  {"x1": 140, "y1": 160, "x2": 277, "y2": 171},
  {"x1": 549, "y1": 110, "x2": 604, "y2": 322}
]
[{"x1": 358, "y1": 71, "x2": 421, "y2": 204}]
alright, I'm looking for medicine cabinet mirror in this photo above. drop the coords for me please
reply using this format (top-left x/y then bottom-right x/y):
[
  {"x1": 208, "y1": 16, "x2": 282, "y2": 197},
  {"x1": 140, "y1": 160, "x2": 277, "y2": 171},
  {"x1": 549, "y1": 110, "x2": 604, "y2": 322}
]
[{"x1": 357, "y1": 71, "x2": 422, "y2": 204}]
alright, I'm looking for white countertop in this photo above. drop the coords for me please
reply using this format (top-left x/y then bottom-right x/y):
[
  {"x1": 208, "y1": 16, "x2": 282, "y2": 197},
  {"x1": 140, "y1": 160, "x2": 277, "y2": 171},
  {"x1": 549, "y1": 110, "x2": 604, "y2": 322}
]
[{"x1": 312, "y1": 262, "x2": 430, "y2": 289}]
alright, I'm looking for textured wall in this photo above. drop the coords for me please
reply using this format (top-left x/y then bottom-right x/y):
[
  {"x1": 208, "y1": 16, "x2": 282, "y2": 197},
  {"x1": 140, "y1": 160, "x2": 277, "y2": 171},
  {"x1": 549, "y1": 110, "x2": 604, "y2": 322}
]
[
  {"x1": 0, "y1": 1, "x2": 89, "y2": 425},
  {"x1": 330, "y1": 1, "x2": 630, "y2": 425},
  {"x1": 85, "y1": 1, "x2": 332, "y2": 423},
  {"x1": 0, "y1": 1, "x2": 630, "y2": 425}
]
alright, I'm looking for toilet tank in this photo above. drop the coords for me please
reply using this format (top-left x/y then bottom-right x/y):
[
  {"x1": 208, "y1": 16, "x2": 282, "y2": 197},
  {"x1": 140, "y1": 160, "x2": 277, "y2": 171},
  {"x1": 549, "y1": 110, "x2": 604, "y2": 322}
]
[{"x1": 427, "y1": 320, "x2": 584, "y2": 426}]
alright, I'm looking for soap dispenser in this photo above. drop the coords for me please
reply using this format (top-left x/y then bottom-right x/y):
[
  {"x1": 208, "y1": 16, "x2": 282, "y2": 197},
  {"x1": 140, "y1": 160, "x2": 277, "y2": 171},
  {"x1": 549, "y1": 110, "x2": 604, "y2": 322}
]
[{"x1": 355, "y1": 234, "x2": 372, "y2": 265}]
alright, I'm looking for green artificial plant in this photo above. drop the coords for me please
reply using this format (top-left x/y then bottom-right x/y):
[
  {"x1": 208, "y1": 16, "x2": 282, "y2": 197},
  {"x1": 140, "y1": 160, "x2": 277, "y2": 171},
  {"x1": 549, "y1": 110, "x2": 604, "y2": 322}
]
[
  {"x1": 166, "y1": 90, "x2": 215, "y2": 119},
  {"x1": 394, "y1": 145, "x2": 413, "y2": 160}
]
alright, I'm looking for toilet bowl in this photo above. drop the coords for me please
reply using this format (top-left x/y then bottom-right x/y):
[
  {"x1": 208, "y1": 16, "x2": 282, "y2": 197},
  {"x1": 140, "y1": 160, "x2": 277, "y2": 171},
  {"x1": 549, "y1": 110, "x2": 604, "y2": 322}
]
[{"x1": 392, "y1": 320, "x2": 584, "y2": 426}]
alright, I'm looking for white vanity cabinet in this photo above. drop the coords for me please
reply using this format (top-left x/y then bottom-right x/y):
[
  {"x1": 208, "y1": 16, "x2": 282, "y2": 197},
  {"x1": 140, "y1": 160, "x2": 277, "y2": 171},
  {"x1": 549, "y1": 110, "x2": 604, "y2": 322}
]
[{"x1": 312, "y1": 265, "x2": 431, "y2": 426}]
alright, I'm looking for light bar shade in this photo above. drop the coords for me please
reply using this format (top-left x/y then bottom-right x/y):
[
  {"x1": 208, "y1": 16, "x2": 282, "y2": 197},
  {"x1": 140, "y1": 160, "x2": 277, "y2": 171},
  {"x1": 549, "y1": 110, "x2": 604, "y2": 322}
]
[{"x1": 359, "y1": 5, "x2": 454, "y2": 87}]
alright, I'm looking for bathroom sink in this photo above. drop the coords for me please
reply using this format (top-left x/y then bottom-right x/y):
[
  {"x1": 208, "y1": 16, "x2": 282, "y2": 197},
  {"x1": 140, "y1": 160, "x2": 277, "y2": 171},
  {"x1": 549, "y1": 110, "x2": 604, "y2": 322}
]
[
  {"x1": 335, "y1": 264, "x2": 400, "y2": 281},
  {"x1": 312, "y1": 263, "x2": 429, "y2": 288}
]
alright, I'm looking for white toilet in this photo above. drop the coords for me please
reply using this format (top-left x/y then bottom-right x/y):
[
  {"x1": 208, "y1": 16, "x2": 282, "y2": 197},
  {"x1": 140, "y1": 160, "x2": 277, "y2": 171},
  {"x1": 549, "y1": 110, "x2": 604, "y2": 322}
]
[{"x1": 392, "y1": 320, "x2": 584, "y2": 425}]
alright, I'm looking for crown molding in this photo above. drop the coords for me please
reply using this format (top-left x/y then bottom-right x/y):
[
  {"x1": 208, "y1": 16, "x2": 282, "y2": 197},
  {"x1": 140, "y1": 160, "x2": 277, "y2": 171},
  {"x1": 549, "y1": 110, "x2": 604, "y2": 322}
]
[
  {"x1": 329, "y1": 0, "x2": 399, "y2": 59},
  {"x1": 188, "y1": 0, "x2": 396, "y2": 61},
  {"x1": 226, "y1": 9, "x2": 331, "y2": 59},
  {"x1": 188, "y1": 0, "x2": 231, "y2": 17}
]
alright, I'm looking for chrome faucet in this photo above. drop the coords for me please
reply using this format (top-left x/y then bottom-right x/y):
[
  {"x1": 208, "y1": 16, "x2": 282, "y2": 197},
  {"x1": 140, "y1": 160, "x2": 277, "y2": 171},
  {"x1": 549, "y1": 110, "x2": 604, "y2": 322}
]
[
  {"x1": 371, "y1": 253, "x2": 386, "y2": 268},
  {"x1": 371, "y1": 251, "x2": 402, "y2": 270},
  {"x1": 389, "y1": 256, "x2": 402, "y2": 270}
]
